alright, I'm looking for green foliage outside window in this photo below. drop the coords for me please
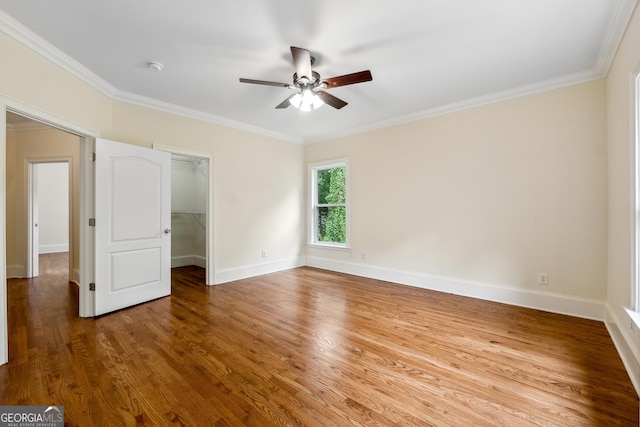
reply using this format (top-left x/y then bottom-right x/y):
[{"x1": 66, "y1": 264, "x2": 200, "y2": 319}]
[{"x1": 316, "y1": 167, "x2": 346, "y2": 243}]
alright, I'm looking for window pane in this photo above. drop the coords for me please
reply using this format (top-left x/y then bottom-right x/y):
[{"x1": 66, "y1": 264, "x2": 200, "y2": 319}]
[
  {"x1": 317, "y1": 206, "x2": 346, "y2": 243},
  {"x1": 317, "y1": 167, "x2": 345, "y2": 204}
]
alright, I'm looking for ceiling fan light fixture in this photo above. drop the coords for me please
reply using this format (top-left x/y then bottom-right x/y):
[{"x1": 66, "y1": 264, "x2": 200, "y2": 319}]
[{"x1": 290, "y1": 89, "x2": 324, "y2": 111}]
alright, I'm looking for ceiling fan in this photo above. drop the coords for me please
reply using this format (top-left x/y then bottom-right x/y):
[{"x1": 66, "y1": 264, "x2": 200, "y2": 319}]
[{"x1": 239, "y1": 46, "x2": 372, "y2": 111}]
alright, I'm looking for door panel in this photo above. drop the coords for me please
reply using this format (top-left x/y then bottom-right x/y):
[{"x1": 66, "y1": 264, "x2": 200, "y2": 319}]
[
  {"x1": 111, "y1": 248, "x2": 161, "y2": 290},
  {"x1": 112, "y1": 158, "x2": 163, "y2": 240},
  {"x1": 94, "y1": 138, "x2": 171, "y2": 316}
]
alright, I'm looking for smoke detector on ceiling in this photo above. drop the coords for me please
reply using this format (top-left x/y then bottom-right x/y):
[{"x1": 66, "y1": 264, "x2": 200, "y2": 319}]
[{"x1": 148, "y1": 61, "x2": 163, "y2": 71}]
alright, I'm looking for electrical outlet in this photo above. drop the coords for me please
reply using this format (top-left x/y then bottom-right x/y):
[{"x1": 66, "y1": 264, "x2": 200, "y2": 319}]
[
  {"x1": 538, "y1": 272, "x2": 548, "y2": 285},
  {"x1": 261, "y1": 250, "x2": 267, "y2": 258},
  {"x1": 361, "y1": 252, "x2": 367, "y2": 260}
]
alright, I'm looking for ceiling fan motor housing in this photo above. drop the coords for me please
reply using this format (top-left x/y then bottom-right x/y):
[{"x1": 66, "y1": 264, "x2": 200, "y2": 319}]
[{"x1": 293, "y1": 71, "x2": 321, "y2": 88}]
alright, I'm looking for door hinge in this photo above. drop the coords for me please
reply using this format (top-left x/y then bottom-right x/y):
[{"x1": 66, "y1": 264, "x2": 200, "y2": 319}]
[
  {"x1": 89, "y1": 283, "x2": 96, "y2": 291},
  {"x1": 89, "y1": 218, "x2": 95, "y2": 226},
  {"x1": 89, "y1": 152, "x2": 96, "y2": 162}
]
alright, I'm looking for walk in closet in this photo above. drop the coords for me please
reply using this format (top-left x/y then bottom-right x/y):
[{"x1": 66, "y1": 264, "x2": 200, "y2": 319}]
[{"x1": 171, "y1": 155, "x2": 207, "y2": 269}]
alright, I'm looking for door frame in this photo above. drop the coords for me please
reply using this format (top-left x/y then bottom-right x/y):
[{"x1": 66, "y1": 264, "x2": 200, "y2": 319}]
[
  {"x1": 153, "y1": 144, "x2": 215, "y2": 285},
  {"x1": 26, "y1": 158, "x2": 73, "y2": 279},
  {"x1": 26, "y1": 161, "x2": 39, "y2": 278},
  {"x1": 1, "y1": 98, "x2": 98, "y2": 365}
]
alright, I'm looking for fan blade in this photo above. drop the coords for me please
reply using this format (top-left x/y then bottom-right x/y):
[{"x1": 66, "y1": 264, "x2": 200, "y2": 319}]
[
  {"x1": 322, "y1": 70, "x2": 372, "y2": 89},
  {"x1": 276, "y1": 94, "x2": 296, "y2": 109},
  {"x1": 317, "y1": 91, "x2": 348, "y2": 109},
  {"x1": 290, "y1": 46, "x2": 312, "y2": 82},
  {"x1": 239, "y1": 78, "x2": 291, "y2": 88}
]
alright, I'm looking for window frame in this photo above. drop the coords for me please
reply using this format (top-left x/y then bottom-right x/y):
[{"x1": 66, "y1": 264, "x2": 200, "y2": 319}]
[{"x1": 308, "y1": 158, "x2": 350, "y2": 249}]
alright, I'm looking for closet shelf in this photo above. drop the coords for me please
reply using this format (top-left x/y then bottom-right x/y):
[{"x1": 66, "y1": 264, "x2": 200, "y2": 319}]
[
  {"x1": 171, "y1": 211, "x2": 206, "y2": 229},
  {"x1": 172, "y1": 210, "x2": 205, "y2": 215}
]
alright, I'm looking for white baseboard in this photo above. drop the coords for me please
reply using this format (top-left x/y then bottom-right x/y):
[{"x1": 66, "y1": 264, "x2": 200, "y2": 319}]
[
  {"x1": 305, "y1": 256, "x2": 605, "y2": 321},
  {"x1": 604, "y1": 305, "x2": 640, "y2": 396},
  {"x1": 39, "y1": 244, "x2": 69, "y2": 254},
  {"x1": 171, "y1": 255, "x2": 206, "y2": 269},
  {"x1": 6, "y1": 265, "x2": 25, "y2": 279},
  {"x1": 215, "y1": 257, "x2": 305, "y2": 284}
]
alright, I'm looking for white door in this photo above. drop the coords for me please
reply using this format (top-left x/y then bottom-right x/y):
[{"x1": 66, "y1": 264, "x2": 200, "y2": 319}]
[
  {"x1": 94, "y1": 138, "x2": 171, "y2": 316},
  {"x1": 27, "y1": 163, "x2": 39, "y2": 277}
]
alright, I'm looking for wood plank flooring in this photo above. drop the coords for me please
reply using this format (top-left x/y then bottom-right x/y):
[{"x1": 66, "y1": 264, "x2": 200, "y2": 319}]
[{"x1": 1, "y1": 253, "x2": 638, "y2": 426}]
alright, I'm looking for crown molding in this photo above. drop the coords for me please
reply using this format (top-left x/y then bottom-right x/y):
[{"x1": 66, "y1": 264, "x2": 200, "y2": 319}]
[
  {"x1": 595, "y1": 0, "x2": 639, "y2": 75},
  {"x1": 306, "y1": 69, "x2": 604, "y2": 144},
  {"x1": 0, "y1": 10, "x2": 116, "y2": 98},
  {"x1": 112, "y1": 90, "x2": 303, "y2": 144},
  {"x1": 307, "y1": 1, "x2": 639, "y2": 144}
]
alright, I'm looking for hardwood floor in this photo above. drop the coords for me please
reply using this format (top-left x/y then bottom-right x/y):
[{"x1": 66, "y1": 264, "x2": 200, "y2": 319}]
[{"x1": 1, "y1": 253, "x2": 638, "y2": 426}]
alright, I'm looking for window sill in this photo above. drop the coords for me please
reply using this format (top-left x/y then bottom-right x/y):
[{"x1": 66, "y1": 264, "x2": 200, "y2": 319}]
[
  {"x1": 307, "y1": 243, "x2": 351, "y2": 252},
  {"x1": 625, "y1": 307, "x2": 640, "y2": 330}
]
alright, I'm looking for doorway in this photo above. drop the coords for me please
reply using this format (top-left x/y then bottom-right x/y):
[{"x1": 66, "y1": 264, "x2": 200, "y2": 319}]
[
  {"x1": 27, "y1": 161, "x2": 72, "y2": 279},
  {"x1": 6, "y1": 113, "x2": 78, "y2": 284},
  {"x1": 154, "y1": 144, "x2": 215, "y2": 285},
  {"x1": 4, "y1": 105, "x2": 94, "y2": 310},
  {"x1": 2, "y1": 105, "x2": 95, "y2": 364},
  {"x1": 171, "y1": 154, "x2": 207, "y2": 269}
]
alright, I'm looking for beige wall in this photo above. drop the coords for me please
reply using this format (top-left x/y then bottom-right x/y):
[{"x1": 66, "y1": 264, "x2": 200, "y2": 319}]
[
  {"x1": 6, "y1": 128, "x2": 81, "y2": 279},
  {"x1": 307, "y1": 79, "x2": 607, "y2": 301},
  {"x1": 111, "y1": 102, "x2": 306, "y2": 274},
  {"x1": 606, "y1": 1, "x2": 640, "y2": 385}
]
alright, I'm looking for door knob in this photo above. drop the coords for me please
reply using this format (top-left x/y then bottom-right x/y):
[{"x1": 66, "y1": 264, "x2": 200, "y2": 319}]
[{"x1": 164, "y1": 229, "x2": 171, "y2": 234}]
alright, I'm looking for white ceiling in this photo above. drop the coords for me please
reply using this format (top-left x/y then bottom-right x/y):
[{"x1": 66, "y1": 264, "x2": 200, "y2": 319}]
[{"x1": 0, "y1": 1, "x2": 636, "y2": 143}]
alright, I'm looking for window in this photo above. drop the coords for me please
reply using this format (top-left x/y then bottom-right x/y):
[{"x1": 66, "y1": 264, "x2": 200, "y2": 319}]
[{"x1": 309, "y1": 160, "x2": 349, "y2": 247}]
